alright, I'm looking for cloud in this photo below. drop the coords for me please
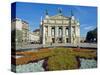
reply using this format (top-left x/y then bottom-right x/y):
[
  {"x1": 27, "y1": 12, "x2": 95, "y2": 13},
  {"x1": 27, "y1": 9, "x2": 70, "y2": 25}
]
[
  {"x1": 80, "y1": 24, "x2": 97, "y2": 37},
  {"x1": 81, "y1": 24, "x2": 96, "y2": 30},
  {"x1": 81, "y1": 24, "x2": 88, "y2": 27},
  {"x1": 84, "y1": 26, "x2": 95, "y2": 30}
]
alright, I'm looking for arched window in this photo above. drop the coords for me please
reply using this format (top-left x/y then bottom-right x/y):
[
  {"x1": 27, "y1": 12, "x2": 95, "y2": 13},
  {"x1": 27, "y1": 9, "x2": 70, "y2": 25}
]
[
  {"x1": 51, "y1": 27, "x2": 55, "y2": 36},
  {"x1": 59, "y1": 27, "x2": 62, "y2": 36},
  {"x1": 66, "y1": 27, "x2": 68, "y2": 36}
]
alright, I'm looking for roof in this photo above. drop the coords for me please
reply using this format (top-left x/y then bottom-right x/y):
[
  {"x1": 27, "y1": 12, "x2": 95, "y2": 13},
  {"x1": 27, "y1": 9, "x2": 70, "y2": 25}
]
[{"x1": 46, "y1": 14, "x2": 70, "y2": 20}]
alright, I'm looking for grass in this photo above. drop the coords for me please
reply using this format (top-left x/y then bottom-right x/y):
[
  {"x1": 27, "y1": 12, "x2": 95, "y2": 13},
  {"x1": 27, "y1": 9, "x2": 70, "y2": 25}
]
[
  {"x1": 13, "y1": 47, "x2": 97, "y2": 70},
  {"x1": 46, "y1": 48, "x2": 96, "y2": 70},
  {"x1": 47, "y1": 54, "x2": 78, "y2": 70}
]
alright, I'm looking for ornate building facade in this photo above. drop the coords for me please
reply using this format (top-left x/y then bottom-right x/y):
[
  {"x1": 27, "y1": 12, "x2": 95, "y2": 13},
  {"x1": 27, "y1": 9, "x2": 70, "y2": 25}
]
[{"x1": 40, "y1": 10, "x2": 80, "y2": 45}]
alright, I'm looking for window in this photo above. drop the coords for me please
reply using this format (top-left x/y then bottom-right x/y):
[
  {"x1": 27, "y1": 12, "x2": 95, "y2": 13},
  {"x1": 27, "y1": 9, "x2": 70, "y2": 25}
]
[
  {"x1": 59, "y1": 27, "x2": 62, "y2": 36},
  {"x1": 66, "y1": 38, "x2": 69, "y2": 43},
  {"x1": 51, "y1": 27, "x2": 55, "y2": 36},
  {"x1": 66, "y1": 28, "x2": 68, "y2": 36}
]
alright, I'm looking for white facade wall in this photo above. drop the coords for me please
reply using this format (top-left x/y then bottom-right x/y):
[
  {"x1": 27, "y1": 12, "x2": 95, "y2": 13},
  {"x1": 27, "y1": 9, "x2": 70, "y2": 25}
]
[
  {"x1": 40, "y1": 14, "x2": 80, "y2": 45},
  {"x1": 11, "y1": 18, "x2": 23, "y2": 31},
  {"x1": 16, "y1": 20, "x2": 23, "y2": 30},
  {"x1": 29, "y1": 32, "x2": 40, "y2": 43}
]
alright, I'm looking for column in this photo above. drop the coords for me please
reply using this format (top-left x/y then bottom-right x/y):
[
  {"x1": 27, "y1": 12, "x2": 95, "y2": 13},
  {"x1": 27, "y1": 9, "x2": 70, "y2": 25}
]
[
  {"x1": 55, "y1": 26, "x2": 58, "y2": 37},
  {"x1": 40, "y1": 26, "x2": 43, "y2": 44},
  {"x1": 63, "y1": 26, "x2": 66, "y2": 43},
  {"x1": 63, "y1": 26, "x2": 65, "y2": 36},
  {"x1": 74, "y1": 26, "x2": 77, "y2": 44},
  {"x1": 48, "y1": 26, "x2": 51, "y2": 43},
  {"x1": 76, "y1": 25, "x2": 80, "y2": 43},
  {"x1": 48, "y1": 26, "x2": 51, "y2": 37},
  {"x1": 68, "y1": 26, "x2": 73, "y2": 43},
  {"x1": 43, "y1": 26, "x2": 45, "y2": 45},
  {"x1": 55, "y1": 26, "x2": 58, "y2": 43}
]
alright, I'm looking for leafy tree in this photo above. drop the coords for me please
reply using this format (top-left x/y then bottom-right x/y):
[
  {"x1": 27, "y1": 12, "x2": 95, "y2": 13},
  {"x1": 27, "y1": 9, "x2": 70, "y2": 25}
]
[{"x1": 86, "y1": 28, "x2": 97, "y2": 42}]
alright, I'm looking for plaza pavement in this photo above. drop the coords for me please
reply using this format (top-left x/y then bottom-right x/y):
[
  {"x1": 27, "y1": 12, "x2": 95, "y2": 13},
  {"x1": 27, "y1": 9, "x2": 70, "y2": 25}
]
[{"x1": 16, "y1": 43, "x2": 97, "y2": 51}]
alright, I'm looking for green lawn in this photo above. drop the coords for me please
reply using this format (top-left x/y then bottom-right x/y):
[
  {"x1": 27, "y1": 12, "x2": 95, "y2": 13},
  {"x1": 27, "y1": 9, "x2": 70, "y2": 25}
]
[{"x1": 45, "y1": 48, "x2": 97, "y2": 70}]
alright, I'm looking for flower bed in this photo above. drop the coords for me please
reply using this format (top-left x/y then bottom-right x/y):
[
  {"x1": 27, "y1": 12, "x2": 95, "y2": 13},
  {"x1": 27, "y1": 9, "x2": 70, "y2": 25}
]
[{"x1": 13, "y1": 47, "x2": 97, "y2": 70}]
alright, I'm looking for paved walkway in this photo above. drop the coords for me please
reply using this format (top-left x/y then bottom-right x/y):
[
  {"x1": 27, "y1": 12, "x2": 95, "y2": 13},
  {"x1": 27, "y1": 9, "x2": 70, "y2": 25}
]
[{"x1": 16, "y1": 43, "x2": 97, "y2": 51}]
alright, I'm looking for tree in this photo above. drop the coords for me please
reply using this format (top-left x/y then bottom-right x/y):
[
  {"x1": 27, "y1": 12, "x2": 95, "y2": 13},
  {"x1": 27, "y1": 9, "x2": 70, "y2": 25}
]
[{"x1": 86, "y1": 28, "x2": 97, "y2": 43}]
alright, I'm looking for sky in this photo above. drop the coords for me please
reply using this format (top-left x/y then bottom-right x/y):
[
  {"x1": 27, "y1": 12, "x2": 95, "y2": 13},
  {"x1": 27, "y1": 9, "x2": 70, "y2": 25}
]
[{"x1": 11, "y1": 2, "x2": 97, "y2": 37}]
